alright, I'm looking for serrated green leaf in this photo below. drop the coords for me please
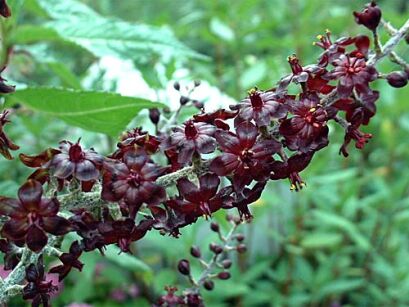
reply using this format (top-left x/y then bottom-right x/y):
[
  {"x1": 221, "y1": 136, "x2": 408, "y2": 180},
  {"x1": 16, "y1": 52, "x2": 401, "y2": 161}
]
[
  {"x1": 6, "y1": 88, "x2": 164, "y2": 136},
  {"x1": 104, "y1": 245, "x2": 151, "y2": 272},
  {"x1": 36, "y1": 0, "x2": 206, "y2": 63}
]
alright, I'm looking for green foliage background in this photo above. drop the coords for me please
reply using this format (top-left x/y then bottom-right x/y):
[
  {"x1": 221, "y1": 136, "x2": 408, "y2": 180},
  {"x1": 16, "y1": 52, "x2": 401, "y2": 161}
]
[{"x1": 1, "y1": 0, "x2": 409, "y2": 306}]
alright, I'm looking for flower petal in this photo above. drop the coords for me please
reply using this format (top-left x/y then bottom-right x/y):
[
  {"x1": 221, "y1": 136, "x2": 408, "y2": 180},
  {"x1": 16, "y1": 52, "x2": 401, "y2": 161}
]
[
  {"x1": 75, "y1": 160, "x2": 99, "y2": 181},
  {"x1": 26, "y1": 224, "x2": 48, "y2": 252}
]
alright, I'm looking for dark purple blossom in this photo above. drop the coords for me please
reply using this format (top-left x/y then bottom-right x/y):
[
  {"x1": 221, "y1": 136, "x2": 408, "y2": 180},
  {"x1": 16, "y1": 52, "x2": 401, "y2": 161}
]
[
  {"x1": 232, "y1": 89, "x2": 287, "y2": 127},
  {"x1": 49, "y1": 241, "x2": 83, "y2": 281},
  {"x1": 48, "y1": 140, "x2": 104, "y2": 191},
  {"x1": 171, "y1": 173, "x2": 233, "y2": 217},
  {"x1": 270, "y1": 152, "x2": 314, "y2": 190},
  {"x1": 163, "y1": 120, "x2": 216, "y2": 164},
  {"x1": 210, "y1": 121, "x2": 281, "y2": 191},
  {"x1": 279, "y1": 92, "x2": 335, "y2": 153},
  {"x1": 102, "y1": 149, "x2": 167, "y2": 214},
  {"x1": 23, "y1": 256, "x2": 58, "y2": 307},
  {"x1": 0, "y1": 180, "x2": 72, "y2": 252},
  {"x1": 98, "y1": 218, "x2": 154, "y2": 253},
  {"x1": 328, "y1": 54, "x2": 378, "y2": 98}
]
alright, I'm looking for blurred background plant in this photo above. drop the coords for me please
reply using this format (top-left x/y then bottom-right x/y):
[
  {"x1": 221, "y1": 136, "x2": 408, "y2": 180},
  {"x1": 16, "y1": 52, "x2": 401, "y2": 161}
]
[{"x1": 1, "y1": 0, "x2": 409, "y2": 306}]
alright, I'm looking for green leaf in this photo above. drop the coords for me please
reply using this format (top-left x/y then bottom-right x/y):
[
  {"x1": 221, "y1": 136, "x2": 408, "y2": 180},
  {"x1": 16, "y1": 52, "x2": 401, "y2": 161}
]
[
  {"x1": 47, "y1": 62, "x2": 83, "y2": 90},
  {"x1": 209, "y1": 17, "x2": 235, "y2": 42},
  {"x1": 312, "y1": 210, "x2": 371, "y2": 251},
  {"x1": 317, "y1": 279, "x2": 366, "y2": 299},
  {"x1": 9, "y1": 25, "x2": 62, "y2": 45},
  {"x1": 6, "y1": 88, "x2": 164, "y2": 136},
  {"x1": 301, "y1": 232, "x2": 343, "y2": 249},
  {"x1": 104, "y1": 245, "x2": 152, "y2": 272},
  {"x1": 36, "y1": 0, "x2": 206, "y2": 63}
]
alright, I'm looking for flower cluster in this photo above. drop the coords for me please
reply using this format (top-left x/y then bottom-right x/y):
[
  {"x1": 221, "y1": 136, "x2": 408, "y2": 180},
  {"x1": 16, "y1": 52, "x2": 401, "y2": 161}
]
[{"x1": 0, "y1": 1, "x2": 407, "y2": 306}]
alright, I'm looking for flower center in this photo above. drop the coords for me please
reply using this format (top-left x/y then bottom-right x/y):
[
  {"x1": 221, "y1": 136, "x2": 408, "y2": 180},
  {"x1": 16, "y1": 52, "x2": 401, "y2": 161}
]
[
  {"x1": 184, "y1": 121, "x2": 198, "y2": 139},
  {"x1": 27, "y1": 212, "x2": 39, "y2": 225},
  {"x1": 128, "y1": 170, "x2": 143, "y2": 187},
  {"x1": 240, "y1": 149, "x2": 254, "y2": 164},
  {"x1": 69, "y1": 143, "x2": 85, "y2": 162},
  {"x1": 249, "y1": 92, "x2": 264, "y2": 108}
]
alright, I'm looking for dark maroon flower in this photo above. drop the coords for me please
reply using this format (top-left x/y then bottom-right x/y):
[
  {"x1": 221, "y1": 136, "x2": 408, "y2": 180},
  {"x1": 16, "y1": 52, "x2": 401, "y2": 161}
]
[
  {"x1": 23, "y1": 256, "x2": 58, "y2": 307},
  {"x1": 156, "y1": 286, "x2": 185, "y2": 307},
  {"x1": 233, "y1": 181, "x2": 266, "y2": 219},
  {"x1": 102, "y1": 149, "x2": 166, "y2": 214},
  {"x1": 68, "y1": 210, "x2": 105, "y2": 252},
  {"x1": 278, "y1": 55, "x2": 325, "y2": 90},
  {"x1": 98, "y1": 218, "x2": 154, "y2": 253},
  {"x1": 193, "y1": 109, "x2": 237, "y2": 130},
  {"x1": 353, "y1": 1, "x2": 381, "y2": 31},
  {"x1": 270, "y1": 152, "x2": 314, "y2": 191},
  {"x1": 314, "y1": 31, "x2": 369, "y2": 66},
  {"x1": 232, "y1": 89, "x2": 287, "y2": 126},
  {"x1": 163, "y1": 120, "x2": 216, "y2": 164},
  {"x1": 49, "y1": 241, "x2": 83, "y2": 281},
  {"x1": 150, "y1": 205, "x2": 195, "y2": 237},
  {"x1": 328, "y1": 54, "x2": 378, "y2": 98},
  {"x1": 186, "y1": 292, "x2": 204, "y2": 307},
  {"x1": 210, "y1": 121, "x2": 281, "y2": 191},
  {"x1": 339, "y1": 125, "x2": 372, "y2": 157},
  {"x1": 48, "y1": 140, "x2": 103, "y2": 191},
  {"x1": 0, "y1": 239, "x2": 20, "y2": 270},
  {"x1": 115, "y1": 127, "x2": 161, "y2": 157},
  {"x1": 0, "y1": 0, "x2": 10, "y2": 17},
  {"x1": 0, "y1": 110, "x2": 19, "y2": 160},
  {"x1": 335, "y1": 89, "x2": 379, "y2": 126},
  {"x1": 171, "y1": 173, "x2": 232, "y2": 217},
  {"x1": 0, "y1": 180, "x2": 72, "y2": 252},
  {"x1": 279, "y1": 92, "x2": 335, "y2": 153}
]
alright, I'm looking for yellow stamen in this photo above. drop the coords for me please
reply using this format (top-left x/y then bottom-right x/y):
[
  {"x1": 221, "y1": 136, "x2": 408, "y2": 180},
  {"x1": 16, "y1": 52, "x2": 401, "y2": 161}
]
[
  {"x1": 309, "y1": 107, "x2": 316, "y2": 112},
  {"x1": 316, "y1": 34, "x2": 323, "y2": 40}
]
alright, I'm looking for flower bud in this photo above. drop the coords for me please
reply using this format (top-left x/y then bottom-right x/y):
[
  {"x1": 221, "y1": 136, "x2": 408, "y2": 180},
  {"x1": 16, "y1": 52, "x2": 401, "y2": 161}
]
[
  {"x1": 236, "y1": 244, "x2": 247, "y2": 253},
  {"x1": 386, "y1": 71, "x2": 408, "y2": 88},
  {"x1": 217, "y1": 272, "x2": 231, "y2": 280},
  {"x1": 173, "y1": 81, "x2": 180, "y2": 91},
  {"x1": 210, "y1": 222, "x2": 219, "y2": 232},
  {"x1": 209, "y1": 243, "x2": 223, "y2": 254},
  {"x1": 177, "y1": 259, "x2": 190, "y2": 276},
  {"x1": 235, "y1": 234, "x2": 245, "y2": 242},
  {"x1": 221, "y1": 259, "x2": 232, "y2": 269},
  {"x1": 353, "y1": 1, "x2": 381, "y2": 31},
  {"x1": 190, "y1": 246, "x2": 201, "y2": 258},
  {"x1": 203, "y1": 280, "x2": 214, "y2": 291},
  {"x1": 149, "y1": 108, "x2": 160, "y2": 125},
  {"x1": 180, "y1": 96, "x2": 190, "y2": 106}
]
